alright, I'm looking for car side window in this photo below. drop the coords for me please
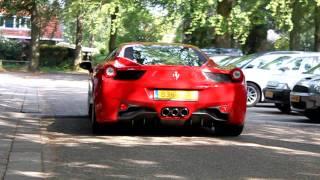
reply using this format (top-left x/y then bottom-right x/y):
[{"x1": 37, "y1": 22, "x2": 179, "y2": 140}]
[
  {"x1": 291, "y1": 58, "x2": 303, "y2": 70},
  {"x1": 300, "y1": 57, "x2": 317, "y2": 72},
  {"x1": 106, "y1": 49, "x2": 118, "y2": 61}
]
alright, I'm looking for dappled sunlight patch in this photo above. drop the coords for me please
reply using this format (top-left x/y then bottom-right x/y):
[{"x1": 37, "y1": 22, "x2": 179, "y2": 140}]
[
  {"x1": 0, "y1": 120, "x2": 17, "y2": 128},
  {"x1": 122, "y1": 158, "x2": 159, "y2": 166},
  {"x1": 8, "y1": 170, "x2": 55, "y2": 178},
  {"x1": 65, "y1": 161, "x2": 113, "y2": 169},
  {"x1": 15, "y1": 133, "x2": 42, "y2": 144},
  {"x1": 245, "y1": 124, "x2": 320, "y2": 145},
  {"x1": 154, "y1": 174, "x2": 186, "y2": 179}
]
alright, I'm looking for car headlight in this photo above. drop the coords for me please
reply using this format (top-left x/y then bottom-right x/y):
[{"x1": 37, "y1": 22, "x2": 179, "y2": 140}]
[
  {"x1": 267, "y1": 81, "x2": 279, "y2": 87},
  {"x1": 276, "y1": 83, "x2": 290, "y2": 90},
  {"x1": 312, "y1": 83, "x2": 320, "y2": 94}
]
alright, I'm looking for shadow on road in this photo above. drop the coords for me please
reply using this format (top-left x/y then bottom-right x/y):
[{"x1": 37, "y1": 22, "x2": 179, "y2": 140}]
[{"x1": 44, "y1": 116, "x2": 216, "y2": 137}]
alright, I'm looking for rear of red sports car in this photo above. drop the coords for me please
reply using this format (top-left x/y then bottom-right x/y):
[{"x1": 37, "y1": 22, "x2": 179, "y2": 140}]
[{"x1": 81, "y1": 43, "x2": 247, "y2": 136}]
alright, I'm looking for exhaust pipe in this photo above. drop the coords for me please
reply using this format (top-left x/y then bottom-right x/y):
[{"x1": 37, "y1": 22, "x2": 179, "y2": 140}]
[
  {"x1": 161, "y1": 108, "x2": 170, "y2": 117},
  {"x1": 180, "y1": 108, "x2": 189, "y2": 117},
  {"x1": 171, "y1": 108, "x2": 180, "y2": 117}
]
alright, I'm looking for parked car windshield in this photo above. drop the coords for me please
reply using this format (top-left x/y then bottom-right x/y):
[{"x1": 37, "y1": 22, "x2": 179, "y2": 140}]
[
  {"x1": 306, "y1": 64, "x2": 320, "y2": 74},
  {"x1": 123, "y1": 45, "x2": 207, "y2": 66},
  {"x1": 231, "y1": 53, "x2": 261, "y2": 67},
  {"x1": 260, "y1": 56, "x2": 292, "y2": 70},
  {"x1": 219, "y1": 56, "x2": 241, "y2": 66}
]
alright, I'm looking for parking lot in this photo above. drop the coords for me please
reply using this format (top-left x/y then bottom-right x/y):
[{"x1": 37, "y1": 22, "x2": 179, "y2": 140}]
[{"x1": 1, "y1": 72, "x2": 320, "y2": 179}]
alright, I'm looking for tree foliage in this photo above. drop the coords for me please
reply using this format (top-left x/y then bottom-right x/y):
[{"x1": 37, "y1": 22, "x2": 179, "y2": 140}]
[{"x1": 2, "y1": 0, "x2": 320, "y2": 71}]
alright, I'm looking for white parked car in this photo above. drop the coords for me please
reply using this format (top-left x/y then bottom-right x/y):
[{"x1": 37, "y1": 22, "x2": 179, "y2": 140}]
[
  {"x1": 232, "y1": 51, "x2": 305, "y2": 70},
  {"x1": 237, "y1": 52, "x2": 306, "y2": 106},
  {"x1": 263, "y1": 56, "x2": 320, "y2": 113}
]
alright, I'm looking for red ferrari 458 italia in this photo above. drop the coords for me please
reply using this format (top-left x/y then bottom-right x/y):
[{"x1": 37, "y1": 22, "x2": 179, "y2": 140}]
[{"x1": 80, "y1": 42, "x2": 247, "y2": 136}]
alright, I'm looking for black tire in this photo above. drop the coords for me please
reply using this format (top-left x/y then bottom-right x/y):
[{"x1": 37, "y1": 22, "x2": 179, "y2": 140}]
[
  {"x1": 91, "y1": 104, "x2": 104, "y2": 134},
  {"x1": 275, "y1": 103, "x2": 291, "y2": 114},
  {"x1": 305, "y1": 110, "x2": 318, "y2": 121},
  {"x1": 214, "y1": 124, "x2": 244, "y2": 136},
  {"x1": 88, "y1": 103, "x2": 92, "y2": 118},
  {"x1": 247, "y1": 82, "x2": 261, "y2": 107}
]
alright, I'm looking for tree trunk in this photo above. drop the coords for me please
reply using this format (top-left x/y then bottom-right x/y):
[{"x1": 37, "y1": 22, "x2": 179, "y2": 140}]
[
  {"x1": 215, "y1": 0, "x2": 234, "y2": 48},
  {"x1": 29, "y1": 2, "x2": 41, "y2": 72},
  {"x1": 74, "y1": 12, "x2": 83, "y2": 70},
  {"x1": 108, "y1": 6, "x2": 119, "y2": 52},
  {"x1": 314, "y1": 5, "x2": 320, "y2": 51},
  {"x1": 244, "y1": 25, "x2": 268, "y2": 54},
  {"x1": 290, "y1": 0, "x2": 302, "y2": 50}
]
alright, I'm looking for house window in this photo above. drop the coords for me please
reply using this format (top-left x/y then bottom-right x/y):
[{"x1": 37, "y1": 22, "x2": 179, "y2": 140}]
[
  {"x1": 5, "y1": 17, "x2": 14, "y2": 28},
  {"x1": 0, "y1": 15, "x2": 31, "y2": 29},
  {"x1": 16, "y1": 17, "x2": 31, "y2": 29},
  {"x1": 0, "y1": 16, "x2": 4, "y2": 27}
]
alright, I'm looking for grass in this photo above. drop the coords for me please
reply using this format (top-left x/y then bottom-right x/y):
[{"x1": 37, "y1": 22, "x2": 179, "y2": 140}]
[
  {"x1": 1, "y1": 63, "x2": 29, "y2": 72},
  {"x1": 1, "y1": 62, "x2": 75, "y2": 73}
]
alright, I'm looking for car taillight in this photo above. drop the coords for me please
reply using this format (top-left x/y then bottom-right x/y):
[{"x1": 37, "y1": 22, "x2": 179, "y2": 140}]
[
  {"x1": 105, "y1": 65, "x2": 117, "y2": 78},
  {"x1": 114, "y1": 70, "x2": 146, "y2": 80},
  {"x1": 204, "y1": 72, "x2": 232, "y2": 82},
  {"x1": 230, "y1": 68, "x2": 244, "y2": 82}
]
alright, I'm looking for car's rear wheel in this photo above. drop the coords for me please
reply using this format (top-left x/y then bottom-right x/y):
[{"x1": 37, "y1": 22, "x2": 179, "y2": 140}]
[
  {"x1": 91, "y1": 104, "x2": 104, "y2": 134},
  {"x1": 214, "y1": 124, "x2": 244, "y2": 136},
  {"x1": 275, "y1": 103, "x2": 291, "y2": 114},
  {"x1": 247, "y1": 82, "x2": 260, "y2": 107}
]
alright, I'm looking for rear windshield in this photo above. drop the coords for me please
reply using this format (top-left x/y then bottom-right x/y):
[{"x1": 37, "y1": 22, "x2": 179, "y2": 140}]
[{"x1": 123, "y1": 45, "x2": 207, "y2": 66}]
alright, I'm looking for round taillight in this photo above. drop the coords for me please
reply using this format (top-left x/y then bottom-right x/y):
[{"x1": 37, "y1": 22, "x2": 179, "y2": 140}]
[
  {"x1": 231, "y1": 68, "x2": 243, "y2": 82},
  {"x1": 105, "y1": 66, "x2": 116, "y2": 77}
]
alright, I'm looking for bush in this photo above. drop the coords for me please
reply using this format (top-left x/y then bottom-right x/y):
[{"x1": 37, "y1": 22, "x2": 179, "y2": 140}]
[
  {"x1": 0, "y1": 39, "x2": 27, "y2": 60},
  {"x1": 39, "y1": 45, "x2": 72, "y2": 67}
]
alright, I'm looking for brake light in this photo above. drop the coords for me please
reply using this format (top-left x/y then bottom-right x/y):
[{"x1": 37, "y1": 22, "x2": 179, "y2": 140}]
[
  {"x1": 230, "y1": 68, "x2": 244, "y2": 82},
  {"x1": 105, "y1": 65, "x2": 117, "y2": 78}
]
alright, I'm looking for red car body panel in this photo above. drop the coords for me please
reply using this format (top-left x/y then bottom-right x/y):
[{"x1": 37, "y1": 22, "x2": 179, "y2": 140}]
[{"x1": 90, "y1": 43, "x2": 247, "y2": 127}]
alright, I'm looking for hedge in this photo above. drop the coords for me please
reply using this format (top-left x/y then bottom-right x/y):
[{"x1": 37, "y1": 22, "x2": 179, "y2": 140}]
[{"x1": 39, "y1": 45, "x2": 73, "y2": 67}]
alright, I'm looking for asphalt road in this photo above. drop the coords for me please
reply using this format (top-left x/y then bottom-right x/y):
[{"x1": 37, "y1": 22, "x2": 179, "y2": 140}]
[
  {"x1": 1, "y1": 72, "x2": 320, "y2": 179},
  {"x1": 37, "y1": 74, "x2": 320, "y2": 180},
  {"x1": 41, "y1": 108, "x2": 320, "y2": 180}
]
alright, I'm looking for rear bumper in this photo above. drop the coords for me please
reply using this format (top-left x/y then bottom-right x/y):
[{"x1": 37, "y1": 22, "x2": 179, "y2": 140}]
[
  {"x1": 290, "y1": 92, "x2": 320, "y2": 112},
  {"x1": 94, "y1": 79, "x2": 246, "y2": 126},
  {"x1": 117, "y1": 105, "x2": 230, "y2": 126},
  {"x1": 263, "y1": 88, "x2": 291, "y2": 104}
]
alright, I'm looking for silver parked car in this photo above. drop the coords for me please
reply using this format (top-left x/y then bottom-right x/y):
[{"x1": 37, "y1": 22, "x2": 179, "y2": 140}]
[{"x1": 290, "y1": 74, "x2": 320, "y2": 121}]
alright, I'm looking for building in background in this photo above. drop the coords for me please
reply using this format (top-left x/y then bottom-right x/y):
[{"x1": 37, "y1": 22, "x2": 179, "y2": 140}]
[{"x1": 0, "y1": 12, "x2": 63, "y2": 43}]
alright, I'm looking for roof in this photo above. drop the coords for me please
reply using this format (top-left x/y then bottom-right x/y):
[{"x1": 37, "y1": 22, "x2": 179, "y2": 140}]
[{"x1": 119, "y1": 42, "x2": 200, "y2": 49}]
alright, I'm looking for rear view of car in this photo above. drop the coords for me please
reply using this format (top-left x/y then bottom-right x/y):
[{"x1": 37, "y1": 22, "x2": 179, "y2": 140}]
[{"x1": 80, "y1": 43, "x2": 247, "y2": 136}]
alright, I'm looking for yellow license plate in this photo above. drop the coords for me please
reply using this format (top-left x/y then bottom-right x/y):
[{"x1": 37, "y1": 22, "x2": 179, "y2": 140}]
[
  {"x1": 290, "y1": 95, "x2": 300, "y2": 102},
  {"x1": 265, "y1": 91, "x2": 274, "y2": 98},
  {"x1": 154, "y1": 90, "x2": 198, "y2": 101}
]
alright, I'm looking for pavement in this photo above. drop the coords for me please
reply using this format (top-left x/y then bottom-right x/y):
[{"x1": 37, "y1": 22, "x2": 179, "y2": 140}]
[{"x1": 0, "y1": 72, "x2": 88, "y2": 179}]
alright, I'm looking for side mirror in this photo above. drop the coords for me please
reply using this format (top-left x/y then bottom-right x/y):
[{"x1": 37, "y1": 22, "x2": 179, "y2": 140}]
[
  {"x1": 79, "y1": 61, "x2": 93, "y2": 72},
  {"x1": 246, "y1": 64, "x2": 254, "y2": 69},
  {"x1": 279, "y1": 67, "x2": 289, "y2": 72}
]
